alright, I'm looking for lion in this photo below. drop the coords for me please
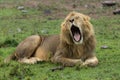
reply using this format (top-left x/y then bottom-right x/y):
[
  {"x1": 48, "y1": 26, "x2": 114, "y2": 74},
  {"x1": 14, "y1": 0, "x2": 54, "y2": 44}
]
[{"x1": 4, "y1": 11, "x2": 98, "y2": 67}]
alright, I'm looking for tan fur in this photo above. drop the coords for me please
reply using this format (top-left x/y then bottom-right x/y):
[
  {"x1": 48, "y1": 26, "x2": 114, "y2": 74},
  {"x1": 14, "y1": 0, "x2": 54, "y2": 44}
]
[
  {"x1": 51, "y1": 11, "x2": 98, "y2": 67},
  {"x1": 5, "y1": 11, "x2": 98, "y2": 67}
]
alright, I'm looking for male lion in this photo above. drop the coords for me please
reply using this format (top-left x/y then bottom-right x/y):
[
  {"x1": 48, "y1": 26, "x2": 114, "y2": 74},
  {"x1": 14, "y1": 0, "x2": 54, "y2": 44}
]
[{"x1": 5, "y1": 11, "x2": 98, "y2": 67}]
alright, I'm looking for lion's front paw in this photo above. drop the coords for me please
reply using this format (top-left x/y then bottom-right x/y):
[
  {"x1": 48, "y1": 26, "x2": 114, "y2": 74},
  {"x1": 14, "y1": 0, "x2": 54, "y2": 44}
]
[
  {"x1": 78, "y1": 59, "x2": 84, "y2": 64},
  {"x1": 75, "y1": 59, "x2": 84, "y2": 66}
]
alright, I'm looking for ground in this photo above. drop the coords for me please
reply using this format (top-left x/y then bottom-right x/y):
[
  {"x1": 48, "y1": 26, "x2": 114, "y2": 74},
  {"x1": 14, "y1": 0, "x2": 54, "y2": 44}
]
[{"x1": 0, "y1": 0, "x2": 120, "y2": 80}]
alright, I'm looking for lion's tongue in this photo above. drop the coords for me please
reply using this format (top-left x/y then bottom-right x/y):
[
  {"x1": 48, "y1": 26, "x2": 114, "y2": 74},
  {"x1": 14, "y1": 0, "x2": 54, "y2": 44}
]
[{"x1": 74, "y1": 33, "x2": 80, "y2": 41}]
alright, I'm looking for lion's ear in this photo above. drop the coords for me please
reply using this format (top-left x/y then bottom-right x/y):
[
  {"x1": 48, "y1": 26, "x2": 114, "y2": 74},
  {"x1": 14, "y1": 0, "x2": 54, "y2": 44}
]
[
  {"x1": 83, "y1": 15, "x2": 91, "y2": 21},
  {"x1": 61, "y1": 22, "x2": 67, "y2": 31},
  {"x1": 61, "y1": 22, "x2": 64, "y2": 28}
]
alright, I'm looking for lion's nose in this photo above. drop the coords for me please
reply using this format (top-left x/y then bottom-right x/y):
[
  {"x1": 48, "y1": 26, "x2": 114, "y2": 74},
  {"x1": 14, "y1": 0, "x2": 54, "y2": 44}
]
[{"x1": 69, "y1": 19, "x2": 74, "y2": 23}]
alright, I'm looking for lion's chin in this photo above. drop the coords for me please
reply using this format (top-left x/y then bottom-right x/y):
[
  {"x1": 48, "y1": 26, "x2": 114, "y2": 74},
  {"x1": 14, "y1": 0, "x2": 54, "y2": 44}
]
[{"x1": 70, "y1": 25, "x2": 83, "y2": 44}]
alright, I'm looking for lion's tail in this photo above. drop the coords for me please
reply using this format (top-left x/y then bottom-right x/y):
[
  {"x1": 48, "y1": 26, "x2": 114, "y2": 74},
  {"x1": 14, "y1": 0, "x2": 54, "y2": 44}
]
[{"x1": 4, "y1": 52, "x2": 17, "y2": 63}]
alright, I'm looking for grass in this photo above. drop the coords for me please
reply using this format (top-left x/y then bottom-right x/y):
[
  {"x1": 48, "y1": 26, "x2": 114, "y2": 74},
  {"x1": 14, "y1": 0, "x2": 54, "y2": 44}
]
[{"x1": 0, "y1": 0, "x2": 120, "y2": 80}]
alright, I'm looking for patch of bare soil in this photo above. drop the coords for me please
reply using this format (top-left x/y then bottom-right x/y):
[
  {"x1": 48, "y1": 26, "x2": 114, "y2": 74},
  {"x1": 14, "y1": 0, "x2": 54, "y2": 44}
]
[{"x1": 1, "y1": 0, "x2": 120, "y2": 19}]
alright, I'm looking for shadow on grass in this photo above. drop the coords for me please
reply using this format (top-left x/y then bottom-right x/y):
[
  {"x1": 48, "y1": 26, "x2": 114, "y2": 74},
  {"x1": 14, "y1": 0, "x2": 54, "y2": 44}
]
[{"x1": 0, "y1": 39, "x2": 18, "y2": 48}]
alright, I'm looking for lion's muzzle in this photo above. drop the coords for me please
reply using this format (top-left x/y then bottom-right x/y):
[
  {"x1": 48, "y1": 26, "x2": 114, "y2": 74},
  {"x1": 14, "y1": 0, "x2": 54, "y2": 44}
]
[{"x1": 70, "y1": 24, "x2": 83, "y2": 44}]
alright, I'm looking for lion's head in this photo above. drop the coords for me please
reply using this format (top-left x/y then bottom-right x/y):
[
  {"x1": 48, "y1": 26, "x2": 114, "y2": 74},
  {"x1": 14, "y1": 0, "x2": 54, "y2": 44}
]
[{"x1": 61, "y1": 11, "x2": 95, "y2": 45}]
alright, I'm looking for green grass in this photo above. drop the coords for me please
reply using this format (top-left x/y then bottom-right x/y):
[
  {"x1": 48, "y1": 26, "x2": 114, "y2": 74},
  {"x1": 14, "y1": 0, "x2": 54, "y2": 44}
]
[{"x1": 0, "y1": 1, "x2": 120, "y2": 80}]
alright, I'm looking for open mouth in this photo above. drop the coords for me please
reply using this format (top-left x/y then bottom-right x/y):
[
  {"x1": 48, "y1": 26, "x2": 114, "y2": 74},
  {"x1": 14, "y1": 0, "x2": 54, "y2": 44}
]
[{"x1": 70, "y1": 25, "x2": 82, "y2": 42}]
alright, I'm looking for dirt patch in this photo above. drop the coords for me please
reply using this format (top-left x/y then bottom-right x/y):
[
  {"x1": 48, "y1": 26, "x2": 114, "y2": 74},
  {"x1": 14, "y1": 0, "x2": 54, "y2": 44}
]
[{"x1": 0, "y1": 0, "x2": 120, "y2": 19}]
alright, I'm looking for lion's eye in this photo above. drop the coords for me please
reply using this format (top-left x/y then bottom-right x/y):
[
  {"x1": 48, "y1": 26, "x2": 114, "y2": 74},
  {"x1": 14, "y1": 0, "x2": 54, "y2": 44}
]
[{"x1": 69, "y1": 19, "x2": 74, "y2": 23}]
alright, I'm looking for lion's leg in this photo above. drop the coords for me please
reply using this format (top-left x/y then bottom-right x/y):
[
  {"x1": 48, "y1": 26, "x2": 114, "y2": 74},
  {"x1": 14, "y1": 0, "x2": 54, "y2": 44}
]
[
  {"x1": 82, "y1": 56, "x2": 98, "y2": 67},
  {"x1": 15, "y1": 35, "x2": 41, "y2": 60},
  {"x1": 19, "y1": 48, "x2": 51, "y2": 64},
  {"x1": 51, "y1": 57, "x2": 83, "y2": 67},
  {"x1": 18, "y1": 57, "x2": 43, "y2": 64},
  {"x1": 51, "y1": 55, "x2": 98, "y2": 67},
  {"x1": 34, "y1": 47, "x2": 51, "y2": 61}
]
